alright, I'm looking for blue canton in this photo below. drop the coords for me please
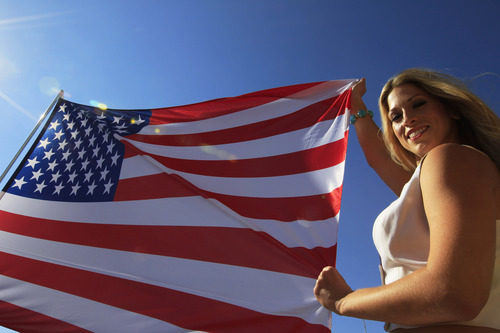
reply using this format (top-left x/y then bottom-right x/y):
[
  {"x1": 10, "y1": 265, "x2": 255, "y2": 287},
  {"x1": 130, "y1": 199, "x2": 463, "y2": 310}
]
[{"x1": 7, "y1": 100, "x2": 151, "y2": 202}]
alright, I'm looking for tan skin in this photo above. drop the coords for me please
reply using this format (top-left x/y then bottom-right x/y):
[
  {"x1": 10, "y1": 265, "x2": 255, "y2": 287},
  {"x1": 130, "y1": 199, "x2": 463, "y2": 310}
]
[{"x1": 314, "y1": 79, "x2": 500, "y2": 332}]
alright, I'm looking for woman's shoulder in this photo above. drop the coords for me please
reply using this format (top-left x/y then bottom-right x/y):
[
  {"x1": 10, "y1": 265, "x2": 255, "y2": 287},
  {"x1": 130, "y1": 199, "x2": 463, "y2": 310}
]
[{"x1": 421, "y1": 143, "x2": 498, "y2": 185}]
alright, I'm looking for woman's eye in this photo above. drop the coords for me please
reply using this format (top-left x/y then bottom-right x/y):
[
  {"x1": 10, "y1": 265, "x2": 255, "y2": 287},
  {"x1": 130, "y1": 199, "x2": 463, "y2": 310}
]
[
  {"x1": 413, "y1": 100, "x2": 426, "y2": 108},
  {"x1": 390, "y1": 113, "x2": 402, "y2": 122}
]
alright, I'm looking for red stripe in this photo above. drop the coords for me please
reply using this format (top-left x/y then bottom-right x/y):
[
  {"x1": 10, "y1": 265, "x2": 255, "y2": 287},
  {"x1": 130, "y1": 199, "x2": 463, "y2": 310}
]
[
  {"x1": 115, "y1": 170, "x2": 196, "y2": 199},
  {"x1": 115, "y1": 174, "x2": 343, "y2": 221},
  {"x1": 147, "y1": 132, "x2": 348, "y2": 177},
  {"x1": 148, "y1": 82, "x2": 324, "y2": 124},
  {"x1": 129, "y1": 93, "x2": 348, "y2": 146},
  {"x1": 0, "y1": 252, "x2": 330, "y2": 333},
  {"x1": 0, "y1": 300, "x2": 91, "y2": 333},
  {"x1": 0, "y1": 210, "x2": 335, "y2": 278}
]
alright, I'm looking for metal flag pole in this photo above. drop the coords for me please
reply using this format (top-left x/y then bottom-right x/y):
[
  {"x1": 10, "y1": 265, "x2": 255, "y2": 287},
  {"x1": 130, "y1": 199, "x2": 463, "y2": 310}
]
[{"x1": 0, "y1": 89, "x2": 64, "y2": 188}]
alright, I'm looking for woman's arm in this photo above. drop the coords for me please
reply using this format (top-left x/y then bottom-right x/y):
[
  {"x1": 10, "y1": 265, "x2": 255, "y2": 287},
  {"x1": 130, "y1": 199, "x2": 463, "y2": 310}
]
[
  {"x1": 350, "y1": 79, "x2": 411, "y2": 195},
  {"x1": 315, "y1": 144, "x2": 498, "y2": 325}
]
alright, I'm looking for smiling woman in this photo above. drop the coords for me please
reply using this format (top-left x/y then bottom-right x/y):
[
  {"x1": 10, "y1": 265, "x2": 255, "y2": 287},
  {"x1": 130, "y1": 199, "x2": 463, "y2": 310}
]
[
  {"x1": 314, "y1": 69, "x2": 500, "y2": 332},
  {"x1": 385, "y1": 84, "x2": 460, "y2": 159}
]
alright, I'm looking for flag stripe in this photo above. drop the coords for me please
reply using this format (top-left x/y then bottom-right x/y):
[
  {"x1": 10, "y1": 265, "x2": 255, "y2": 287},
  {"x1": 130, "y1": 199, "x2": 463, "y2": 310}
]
[
  {"x1": 117, "y1": 158, "x2": 345, "y2": 198},
  {"x1": 0, "y1": 193, "x2": 340, "y2": 249},
  {"x1": 0, "y1": 276, "x2": 203, "y2": 333},
  {"x1": 0, "y1": 211, "x2": 336, "y2": 277},
  {"x1": 0, "y1": 232, "x2": 331, "y2": 329},
  {"x1": 121, "y1": 111, "x2": 349, "y2": 161},
  {"x1": 147, "y1": 81, "x2": 325, "y2": 125},
  {"x1": 115, "y1": 175, "x2": 344, "y2": 221},
  {"x1": 130, "y1": 96, "x2": 346, "y2": 147},
  {"x1": 145, "y1": 80, "x2": 352, "y2": 133},
  {"x1": 122, "y1": 132, "x2": 348, "y2": 178},
  {"x1": 0, "y1": 299, "x2": 91, "y2": 333}
]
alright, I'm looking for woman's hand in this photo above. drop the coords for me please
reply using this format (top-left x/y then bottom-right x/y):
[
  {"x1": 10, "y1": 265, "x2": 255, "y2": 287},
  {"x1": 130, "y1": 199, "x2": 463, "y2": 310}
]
[
  {"x1": 313, "y1": 266, "x2": 352, "y2": 314},
  {"x1": 350, "y1": 78, "x2": 367, "y2": 112}
]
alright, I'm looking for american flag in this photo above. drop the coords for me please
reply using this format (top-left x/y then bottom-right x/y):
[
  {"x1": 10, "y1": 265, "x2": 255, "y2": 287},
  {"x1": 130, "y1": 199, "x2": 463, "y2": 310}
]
[{"x1": 0, "y1": 79, "x2": 355, "y2": 332}]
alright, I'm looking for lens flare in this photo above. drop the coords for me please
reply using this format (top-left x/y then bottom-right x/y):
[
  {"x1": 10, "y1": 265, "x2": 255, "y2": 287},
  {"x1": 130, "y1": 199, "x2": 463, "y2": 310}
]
[{"x1": 89, "y1": 100, "x2": 108, "y2": 110}]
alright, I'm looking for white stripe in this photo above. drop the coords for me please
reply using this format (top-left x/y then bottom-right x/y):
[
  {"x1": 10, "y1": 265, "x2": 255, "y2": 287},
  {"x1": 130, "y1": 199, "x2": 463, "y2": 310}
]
[
  {"x1": 120, "y1": 112, "x2": 348, "y2": 161},
  {"x1": 0, "y1": 231, "x2": 331, "y2": 327},
  {"x1": 0, "y1": 275, "x2": 198, "y2": 333},
  {"x1": 0, "y1": 193, "x2": 338, "y2": 249},
  {"x1": 122, "y1": 155, "x2": 345, "y2": 198},
  {"x1": 140, "y1": 80, "x2": 355, "y2": 135}
]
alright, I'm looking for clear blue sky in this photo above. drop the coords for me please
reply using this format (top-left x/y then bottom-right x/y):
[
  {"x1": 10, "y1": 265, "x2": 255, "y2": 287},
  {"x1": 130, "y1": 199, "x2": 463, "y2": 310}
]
[{"x1": 0, "y1": 1, "x2": 499, "y2": 332}]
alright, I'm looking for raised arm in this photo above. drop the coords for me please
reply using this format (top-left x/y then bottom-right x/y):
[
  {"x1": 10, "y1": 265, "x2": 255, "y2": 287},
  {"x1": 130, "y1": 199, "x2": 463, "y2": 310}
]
[
  {"x1": 350, "y1": 79, "x2": 411, "y2": 195},
  {"x1": 315, "y1": 144, "x2": 498, "y2": 326}
]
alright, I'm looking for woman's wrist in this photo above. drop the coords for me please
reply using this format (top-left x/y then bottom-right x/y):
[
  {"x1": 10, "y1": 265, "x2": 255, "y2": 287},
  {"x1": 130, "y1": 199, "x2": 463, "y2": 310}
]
[{"x1": 350, "y1": 109, "x2": 374, "y2": 124}]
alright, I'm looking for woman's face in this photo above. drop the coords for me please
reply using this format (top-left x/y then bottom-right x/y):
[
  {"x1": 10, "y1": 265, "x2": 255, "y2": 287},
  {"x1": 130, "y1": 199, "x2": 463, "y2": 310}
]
[{"x1": 387, "y1": 84, "x2": 459, "y2": 158}]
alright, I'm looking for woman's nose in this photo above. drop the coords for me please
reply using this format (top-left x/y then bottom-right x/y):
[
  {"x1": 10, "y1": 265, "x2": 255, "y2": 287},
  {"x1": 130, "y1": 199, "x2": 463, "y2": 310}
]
[{"x1": 402, "y1": 109, "x2": 417, "y2": 126}]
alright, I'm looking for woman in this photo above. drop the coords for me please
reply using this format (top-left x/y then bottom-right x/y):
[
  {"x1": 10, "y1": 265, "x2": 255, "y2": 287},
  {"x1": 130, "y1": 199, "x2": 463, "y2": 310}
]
[{"x1": 314, "y1": 69, "x2": 500, "y2": 332}]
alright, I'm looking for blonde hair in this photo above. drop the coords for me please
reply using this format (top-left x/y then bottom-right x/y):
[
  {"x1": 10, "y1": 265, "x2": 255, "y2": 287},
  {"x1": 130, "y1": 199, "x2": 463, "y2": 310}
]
[{"x1": 378, "y1": 68, "x2": 500, "y2": 171}]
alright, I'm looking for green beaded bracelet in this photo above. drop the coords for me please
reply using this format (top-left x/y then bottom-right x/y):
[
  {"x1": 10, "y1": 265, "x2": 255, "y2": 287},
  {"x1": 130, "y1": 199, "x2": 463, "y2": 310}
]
[{"x1": 350, "y1": 109, "x2": 373, "y2": 124}]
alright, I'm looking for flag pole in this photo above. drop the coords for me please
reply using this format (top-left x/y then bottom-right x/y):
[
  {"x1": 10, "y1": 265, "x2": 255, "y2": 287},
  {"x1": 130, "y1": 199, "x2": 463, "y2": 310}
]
[{"x1": 0, "y1": 90, "x2": 64, "y2": 190}]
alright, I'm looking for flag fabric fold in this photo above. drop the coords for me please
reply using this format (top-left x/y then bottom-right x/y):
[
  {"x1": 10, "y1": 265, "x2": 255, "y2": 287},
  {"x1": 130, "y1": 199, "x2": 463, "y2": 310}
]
[{"x1": 0, "y1": 79, "x2": 355, "y2": 332}]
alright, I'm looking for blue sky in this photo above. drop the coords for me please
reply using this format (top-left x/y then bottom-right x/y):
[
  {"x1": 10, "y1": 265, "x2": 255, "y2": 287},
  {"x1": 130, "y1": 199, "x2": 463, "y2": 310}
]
[{"x1": 0, "y1": 1, "x2": 499, "y2": 332}]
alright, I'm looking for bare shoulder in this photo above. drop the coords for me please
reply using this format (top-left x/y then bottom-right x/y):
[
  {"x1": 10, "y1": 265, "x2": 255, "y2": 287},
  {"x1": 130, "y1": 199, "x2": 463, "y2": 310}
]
[{"x1": 421, "y1": 143, "x2": 498, "y2": 186}]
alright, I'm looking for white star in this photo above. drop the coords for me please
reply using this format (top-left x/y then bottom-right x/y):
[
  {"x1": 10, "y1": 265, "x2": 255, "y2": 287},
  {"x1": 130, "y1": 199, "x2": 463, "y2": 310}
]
[
  {"x1": 110, "y1": 152, "x2": 120, "y2": 166},
  {"x1": 38, "y1": 137, "x2": 50, "y2": 149},
  {"x1": 92, "y1": 147, "x2": 100, "y2": 157},
  {"x1": 64, "y1": 160, "x2": 75, "y2": 172},
  {"x1": 97, "y1": 112, "x2": 106, "y2": 121},
  {"x1": 52, "y1": 183, "x2": 64, "y2": 195},
  {"x1": 58, "y1": 139, "x2": 69, "y2": 151},
  {"x1": 59, "y1": 104, "x2": 67, "y2": 112},
  {"x1": 97, "y1": 123, "x2": 106, "y2": 133},
  {"x1": 12, "y1": 177, "x2": 27, "y2": 189},
  {"x1": 26, "y1": 157, "x2": 40, "y2": 169},
  {"x1": 100, "y1": 167, "x2": 109, "y2": 181},
  {"x1": 50, "y1": 171, "x2": 62, "y2": 183},
  {"x1": 49, "y1": 120, "x2": 60, "y2": 131},
  {"x1": 77, "y1": 149, "x2": 86, "y2": 160},
  {"x1": 67, "y1": 121, "x2": 75, "y2": 130},
  {"x1": 84, "y1": 170, "x2": 93, "y2": 183},
  {"x1": 47, "y1": 160, "x2": 58, "y2": 172},
  {"x1": 53, "y1": 129, "x2": 64, "y2": 140},
  {"x1": 43, "y1": 148, "x2": 55, "y2": 161},
  {"x1": 103, "y1": 179, "x2": 114, "y2": 194},
  {"x1": 96, "y1": 156, "x2": 105, "y2": 169},
  {"x1": 81, "y1": 117, "x2": 89, "y2": 127},
  {"x1": 88, "y1": 135, "x2": 97, "y2": 146},
  {"x1": 87, "y1": 181, "x2": 97, "y2": 195},
  {"x1": 61, "y1": 151, "x2": 71, "y2": 161},
  {"x1": 70, "y1": 182, "x2": 81, "y2": 196},
  {"x1": 102, "y1": 131, "x2": 110, "y2": 143},
  {"x1": 81, "y1": 158, "x2": 91, "y2": 171},
  {"x1": 68, "y1": 170, "x2": 78, "y2": 183},
  {"x1": 30, "y1": 169, "x2": 43, "y2": 181},
  {"x1": 112, "y1": 115, "x2": 123, "y2": 124},
  {"x1": 134, "y1": 115, "x2": 145, "y2": 125},
  {"x1": 34, "y1": 181, "x2": 47, "y2": 193},
  {"x1": 114, "y1": 123, "x2": 127, "y2": 130},
  {"x1": 84, "y1": 127, "x2": 92, "y2": 137},
  {"x1": 70, "y1": 129, "x2": 79, "y2": 139},
  {"x1": 74, "y1": 138, "x2": 83, "y2": 149},
  {"x1": 106, "y1": 141, "x2": 115, "y2": 154}
]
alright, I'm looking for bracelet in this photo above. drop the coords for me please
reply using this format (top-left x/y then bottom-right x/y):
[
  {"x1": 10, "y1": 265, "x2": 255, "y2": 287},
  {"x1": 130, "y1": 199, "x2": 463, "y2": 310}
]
[{"x1": 350, "y1": 109, "x2": 373, "y2": 124}]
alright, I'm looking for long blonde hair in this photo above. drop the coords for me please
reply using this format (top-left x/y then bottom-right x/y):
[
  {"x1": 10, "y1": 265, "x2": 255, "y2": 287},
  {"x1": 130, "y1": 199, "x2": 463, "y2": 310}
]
[{"x1": 378, "y1": 68, "x2": 500, "y2": 171}]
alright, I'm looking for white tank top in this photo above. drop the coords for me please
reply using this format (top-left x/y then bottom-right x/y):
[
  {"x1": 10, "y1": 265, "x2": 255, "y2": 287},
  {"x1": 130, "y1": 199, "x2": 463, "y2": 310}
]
[{"x1": 373, "y1": 163, "x2": 500, "y2": 331}]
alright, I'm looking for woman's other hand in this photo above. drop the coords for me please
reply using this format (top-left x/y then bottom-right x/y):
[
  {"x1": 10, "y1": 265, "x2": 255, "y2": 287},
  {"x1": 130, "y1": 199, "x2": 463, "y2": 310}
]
[
  {"x1": 314, "y1": 266, "x2": 352, "y2": 314},
  {"x1": 351, "y1": 78, "x2": 367, "y2": 112}
]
